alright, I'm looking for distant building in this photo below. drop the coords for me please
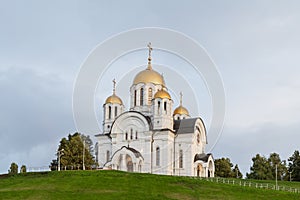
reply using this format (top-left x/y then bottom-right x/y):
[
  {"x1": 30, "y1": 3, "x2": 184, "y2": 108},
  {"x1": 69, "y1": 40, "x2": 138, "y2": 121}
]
[{"x1": 95, "y1": 43, "x2": 214, "y2": 177}]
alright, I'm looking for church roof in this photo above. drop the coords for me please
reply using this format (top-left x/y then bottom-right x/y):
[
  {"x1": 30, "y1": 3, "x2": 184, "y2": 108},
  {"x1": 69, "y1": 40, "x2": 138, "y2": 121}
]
[
  {"x1": 194, "y1": 153, "x2": 213, "y2": 162},
  {"x1": 126, "y1": 146, "x2": 143, "y2": 158},
  {"x1": 173, "y1": 118, "x2": 198, "y2": 134}
]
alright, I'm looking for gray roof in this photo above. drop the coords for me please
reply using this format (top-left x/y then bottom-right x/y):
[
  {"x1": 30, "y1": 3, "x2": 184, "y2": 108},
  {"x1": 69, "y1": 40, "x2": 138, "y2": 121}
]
[
  {"x1": 194, "y1": 153, "x2": 212, "y2": 162},
  {"x1": 114, "y1": 146, "x2": 143, "y2": 158},
  {"x1": 126, "y1": 146, "x2": 143, "y2": 158},
  {"x1": 173, "y1": 118, "x2": 198, "y2": 134}
]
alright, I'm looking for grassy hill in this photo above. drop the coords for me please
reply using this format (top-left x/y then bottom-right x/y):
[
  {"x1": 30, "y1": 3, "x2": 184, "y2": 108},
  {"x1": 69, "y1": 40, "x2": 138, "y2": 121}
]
[{"x1": 0, "y1": 170, "x2": 299, "y2": 200}]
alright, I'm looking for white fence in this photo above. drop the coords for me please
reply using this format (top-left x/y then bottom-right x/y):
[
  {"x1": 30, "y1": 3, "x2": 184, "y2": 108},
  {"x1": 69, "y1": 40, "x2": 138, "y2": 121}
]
[{"x1": 193, "y1": 177, "x2": 300, "y2": 194}]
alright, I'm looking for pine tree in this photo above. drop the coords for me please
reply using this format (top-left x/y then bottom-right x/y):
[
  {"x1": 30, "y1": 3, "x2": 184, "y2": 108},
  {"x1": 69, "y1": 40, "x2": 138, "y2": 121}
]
[{"x1": 288, "y1": 150, "x2": 300, "y2": 181}]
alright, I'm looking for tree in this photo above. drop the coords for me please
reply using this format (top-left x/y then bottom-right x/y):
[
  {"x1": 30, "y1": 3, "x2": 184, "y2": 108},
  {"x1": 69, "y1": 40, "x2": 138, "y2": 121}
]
[
  {"x1": 214, "y1": 158, "x2": 233, "y2": 178},
  {"x1": 50, "y1": 132, "x2": 96, "y2": 170},
  {"x1": 8, "y1": 162, "x2": 18, "y2": 175},
  {"x1": 232, "y1": 164, "x2": 243, "y2": 179},
  {"x1": 247, "y1": 154, "x2": 271, "y2": 180},
  {"x1": 20, "y1": 165, "x2": 27, "y2": 173},
  {"x1": 268, "y1": 153, "x2": 287, "y2": 180},
  {"x1": 288, "y1": 150, "x2": 300, "y2": 181},
  {"x1": 49, "y1": 159, "x2": 58, "y2": 171},
  {"x1": 247, "y1": 153, "x2": 287, "y2": 180}
]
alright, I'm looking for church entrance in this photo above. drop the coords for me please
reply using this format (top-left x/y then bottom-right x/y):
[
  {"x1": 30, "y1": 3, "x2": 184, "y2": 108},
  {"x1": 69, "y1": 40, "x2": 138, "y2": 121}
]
[
  {"x1": 197, "y1": 164, "x2": 203, "y2": 177},
  {"x1": 126, "y1": 155, "x2": 133, "y2": 172}
]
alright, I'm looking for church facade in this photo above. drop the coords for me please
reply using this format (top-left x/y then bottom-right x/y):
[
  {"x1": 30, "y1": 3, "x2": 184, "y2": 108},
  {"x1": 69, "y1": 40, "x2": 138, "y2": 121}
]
[{"x1": 95, "y1": 44, "x2": 214, "y2": 177}]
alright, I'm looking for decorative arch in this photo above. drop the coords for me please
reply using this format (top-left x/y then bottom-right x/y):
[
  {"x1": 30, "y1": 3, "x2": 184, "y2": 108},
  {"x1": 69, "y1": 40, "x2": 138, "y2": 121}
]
[
  {"x1": 110, "y1": 146, "x2": 144, "y2": 172},
  {"x1": 110, "y1": 111, "x2": 152, "y2": 142},
  {"x1": 194, "y1": 118, "x2": 207, "y2": 145}
]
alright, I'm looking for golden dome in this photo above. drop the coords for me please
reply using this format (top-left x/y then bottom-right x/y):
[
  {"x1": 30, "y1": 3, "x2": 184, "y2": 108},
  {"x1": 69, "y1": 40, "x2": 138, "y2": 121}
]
[
  {"x1": 133, "y1": 43, "x2": 165, "y2": 86},
  {"x1": 133, "y1": 68, "x2": 165, "y2": 86},
  {"x1": 173, "y1": 106, "x2": 189, "y2": 116},
  {"x1": 105, "y1": 79, "x2": 123, "y2": 105},
  {"x1": 154, "y1": 89, "x2": 171, "y2": 99},
  {"x1": 105, "y1": 94, "x2": 123, "y2": 105}
]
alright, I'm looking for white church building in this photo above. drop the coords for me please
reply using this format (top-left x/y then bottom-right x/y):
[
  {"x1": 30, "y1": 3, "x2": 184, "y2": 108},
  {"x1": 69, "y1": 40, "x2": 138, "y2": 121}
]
[{"x1": 95, "y1": 44, "x2": 214, "y2": 177}]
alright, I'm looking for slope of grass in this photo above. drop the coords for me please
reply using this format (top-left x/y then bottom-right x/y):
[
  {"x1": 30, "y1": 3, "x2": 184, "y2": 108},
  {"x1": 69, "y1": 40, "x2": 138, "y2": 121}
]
[{"x1": 0, "y1": 170, "x2": 299, "y2": 200}]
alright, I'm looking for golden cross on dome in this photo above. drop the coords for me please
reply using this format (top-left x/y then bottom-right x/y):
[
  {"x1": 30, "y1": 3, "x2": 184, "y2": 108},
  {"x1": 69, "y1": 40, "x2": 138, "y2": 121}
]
[
  {"x1": 147, "y1": 42, "x2": 152, "y2": 58},
  {"x1": 147, "y1": 42, "x2": 153, "y2": 70},
  {"x1": 180, "y1": 92, "x2": 183, "y2": 106},
  {"x1": 112, "y1": 79, "x2": 116, "y2": 94}
]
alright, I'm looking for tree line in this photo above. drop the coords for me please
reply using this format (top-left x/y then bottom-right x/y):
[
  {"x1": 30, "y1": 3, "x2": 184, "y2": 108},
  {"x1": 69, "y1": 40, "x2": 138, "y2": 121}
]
[
  {"x1": 215, "y1": 150, "x2": 300, "y2": 181},
  {"x1": 49, "y1": 132, "x2": 97, "y2": 170},
  {"x1": 7, "y1": 163, "x2": 27, "y2": 175}
]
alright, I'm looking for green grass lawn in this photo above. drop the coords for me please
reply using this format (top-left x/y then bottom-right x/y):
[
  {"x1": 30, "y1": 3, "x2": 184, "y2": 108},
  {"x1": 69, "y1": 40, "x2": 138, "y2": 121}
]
[{"x1": 0, "y1": 170, "x2": 299, "y2": 200}]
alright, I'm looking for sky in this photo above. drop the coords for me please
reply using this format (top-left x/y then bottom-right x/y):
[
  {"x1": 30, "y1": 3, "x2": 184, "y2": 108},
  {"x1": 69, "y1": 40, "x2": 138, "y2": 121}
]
[{"x1": 1, "y1": 0, "x2": 300, "y2": 175}]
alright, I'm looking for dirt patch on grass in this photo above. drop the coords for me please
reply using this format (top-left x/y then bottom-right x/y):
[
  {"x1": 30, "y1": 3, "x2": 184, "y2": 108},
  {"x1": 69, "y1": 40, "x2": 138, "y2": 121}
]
[{"x1": 165, "y1": 192, "x2": 196, "y2": 200}]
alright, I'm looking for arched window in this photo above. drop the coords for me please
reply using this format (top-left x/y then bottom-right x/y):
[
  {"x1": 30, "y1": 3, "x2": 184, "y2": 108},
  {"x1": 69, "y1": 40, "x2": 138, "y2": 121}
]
[
  {"x1": 130, "y1": 128, "x2": 133, "y2": 140},
  {"x1": 148, "y1": 88, "x2": 152, "y2": 105},
  {"x1": 108, "y1": 106, "x2": 111, "y2": 119},
  {"x1": 125, "y1": 132, "x2": 128, "y2": 140},
  {"x1": 106, "y1": 150, "x2": 110, "y2": 162},
  {"x1": 114, "y1": 106, "x2": 117, "y2": 117},
  {"x1": 156, "y1": 147, "x2": 160, "y2": 166},
  {"x1": 134, "y1": 90, "x2": 137, "y2": 106},
  {"x1": 179, "y1": 150, "x2": 183, "y2": 168},
  {"x1": 164, "y1": 101, "x2": 167, "y2": 112},
  {"x1": 140, "y1": 88, "x2": 144, "y2": 105},
  {"x1": 135, "y1": 131, "x2": 138, "y2": 139},
  {"x1": 157, "y1": 101, "x2": 161, "y2": 114}
]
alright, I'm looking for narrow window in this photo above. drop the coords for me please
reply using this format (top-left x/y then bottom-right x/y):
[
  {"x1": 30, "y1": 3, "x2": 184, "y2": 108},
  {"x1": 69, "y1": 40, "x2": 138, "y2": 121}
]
[
  {"x1": 179, "y1": 150, "x2": 183, "y2": 168},
  {"x1": 108, "y1": 106, "x2": 111, "y2": 119},
  {"x1": 148, "y1": 88, "x2": 152, "y2": 105},
  {"x1": 135, "y1": 131, "x2": 138, "y2": 139},
  {"x1": 134, "y1": 90, "x2": 137, "y2": 106},
  {"x1": 157, "y1": 101, "x2": 161, "y2": 114},
  {"x1": 114, "y1": 106, "x2": 117, "y2": 117},
  {"x1": 130, "y1": 129, "x2": 133, "y2": 140},
  {"x1": 156, "y1": 147, "x2": 160, "y2": 166},
  {"x1": 140, "y1": 88, "x2": 144, "y2": 105},
  {"x1": 125, "y1": 132, "x2": 128, "y2": 140},
  {"x1": 164, "y1": 101, "x2": 167, "y2": 111},
  {"x1": 106, "y1": 151, "x2": 110, "y2": 162}
]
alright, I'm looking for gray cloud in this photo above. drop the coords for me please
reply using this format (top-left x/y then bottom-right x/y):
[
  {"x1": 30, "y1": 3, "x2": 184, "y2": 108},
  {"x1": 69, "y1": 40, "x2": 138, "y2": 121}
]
[
  {"x1": 0, "y1": 1, "x2": 300, "y2": 174},
  {"x1": 0, "y1": 66, "x2": 74, "y2": 172}
]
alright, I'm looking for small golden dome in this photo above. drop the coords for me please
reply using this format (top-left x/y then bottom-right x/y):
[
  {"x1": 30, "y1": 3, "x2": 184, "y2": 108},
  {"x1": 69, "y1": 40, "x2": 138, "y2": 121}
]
[
  {"x1": 154, "y1": 89, "x2": 171, "y2": 99},
  {"x1": 133, "y1": 68, "x2": 166, "y2": 86},
  {"x1": 105, "y1": 94, "x2": 123, "y2": 105},
  {"x1": 173, "y1": 106, "x2": 189, "y2": 116}
]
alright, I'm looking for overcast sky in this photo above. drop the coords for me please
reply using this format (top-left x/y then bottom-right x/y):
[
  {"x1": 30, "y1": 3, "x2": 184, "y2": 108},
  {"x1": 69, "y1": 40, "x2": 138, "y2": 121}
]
[{"x1": 1, "y1": 0, "x2": 300, "y2": 175}]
